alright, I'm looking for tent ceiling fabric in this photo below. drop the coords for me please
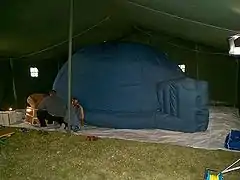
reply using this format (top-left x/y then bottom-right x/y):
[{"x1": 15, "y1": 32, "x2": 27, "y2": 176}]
[
  {"x1": 123, "y1": 0, "x2": 240, "y2": 49},
  {"x1": 0, "y1": 0, "x2": 240, "y2": 58},
  {"x1": 0, "y1": 0, "x2": 131, "y2": 58}
]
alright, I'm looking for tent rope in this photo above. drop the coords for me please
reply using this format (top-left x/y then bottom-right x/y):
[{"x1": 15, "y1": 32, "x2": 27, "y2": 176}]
[
  {"x1": 134, "y1": 26, "x2": 230, "y2": 56},
  {"x1": 128, "y1": 1, "x2": 239, "y2": 33},
  {"x1": 14, "y1": 16, "x2": 111, "y2": 60}
]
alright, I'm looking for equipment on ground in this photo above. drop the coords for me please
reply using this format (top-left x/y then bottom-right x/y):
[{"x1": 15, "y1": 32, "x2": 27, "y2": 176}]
[
  {"x1": 204, "y1": 159, "x2": 240, "y2": 180},
  {"x1": 25, "y1": 93, "x2": 46, "y2": 124}
]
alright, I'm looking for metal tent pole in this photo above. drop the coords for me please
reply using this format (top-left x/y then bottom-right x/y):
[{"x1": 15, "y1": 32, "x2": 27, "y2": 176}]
[
  {"x1": 9, "y1": 58, "x2": 18, "y2": 108},
  {"x1": 67, "y1": 0, "x2": 74, "y2": 132},
  {"x1": 236, "y1": 59, "x2": 239, "y2": 114},
  {"x1": 234, "y1": 59, "x2": 239, "y2": 108},
  {"x1": 195, "y1": 44, "x2": 199, "y2": 80}
]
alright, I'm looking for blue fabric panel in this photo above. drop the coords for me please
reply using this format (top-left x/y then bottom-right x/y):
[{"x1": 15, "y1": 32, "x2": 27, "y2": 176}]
[
  {"x1": 156, "y1": 78, "x2": 209, "y2": 132},
  {"x1": 225, "y1": 130, "x2": 240, "y2": 151},
  {"x1": 53, "y1": 42, "x2": 209, "y2": 132},
  {"x1": 85, "y1": 110, "x2": 156, "y2": 129}
]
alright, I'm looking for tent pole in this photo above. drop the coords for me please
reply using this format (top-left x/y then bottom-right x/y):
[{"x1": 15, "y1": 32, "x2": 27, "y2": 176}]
[
  {"x1": 236, "y1": 59, "x2": 239, "y2": 114},
  {"x1": 195, "y1": 44, "x2": 199, "y2": 80},
  {"x1": 57, "y1": 61, "x2": 60, "y2": 72},
  {"x1": 234, "y1": 59, "x2": 237, "y2": 108},
  {"x1": 9, "y1": 58, "x2": 18, "y2": 108},
  {"x1": 67, "y1": 0, "x2": 74, "y2": 132}
]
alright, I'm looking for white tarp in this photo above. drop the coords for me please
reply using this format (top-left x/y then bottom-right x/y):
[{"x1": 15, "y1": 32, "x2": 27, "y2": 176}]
[{"x1": 9, "y1": 106, "x2": 240, "y2": 151}]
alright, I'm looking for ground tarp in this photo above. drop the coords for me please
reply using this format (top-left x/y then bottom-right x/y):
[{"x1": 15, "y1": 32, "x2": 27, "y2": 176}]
[{"x1": 9, "y1": 107, "x2": 240, "y2": 152}]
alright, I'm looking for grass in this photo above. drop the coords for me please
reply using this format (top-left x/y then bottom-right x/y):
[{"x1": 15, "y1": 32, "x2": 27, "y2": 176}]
[{"x1": 0, "y1": 128, "x2": 239, "y2": 180}]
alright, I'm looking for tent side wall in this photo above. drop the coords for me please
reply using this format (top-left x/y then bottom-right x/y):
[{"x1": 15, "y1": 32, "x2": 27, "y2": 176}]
[
  {"x1": 0, "y1": 60, "x2": 15, "y2": 109},
  {"x1": 0, "y1": 58, "x2": 64, "y2": 109}
]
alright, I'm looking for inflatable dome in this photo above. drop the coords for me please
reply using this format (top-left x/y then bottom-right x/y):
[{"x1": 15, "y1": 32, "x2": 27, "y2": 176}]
[{"x1": 53, "y1": 42, "x2": 209, "y2": 132}]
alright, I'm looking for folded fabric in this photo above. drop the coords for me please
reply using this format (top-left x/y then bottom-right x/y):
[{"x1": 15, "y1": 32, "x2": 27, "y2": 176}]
[{"x1": 224, "y1": 130, "x2": 240, "y2": 151}]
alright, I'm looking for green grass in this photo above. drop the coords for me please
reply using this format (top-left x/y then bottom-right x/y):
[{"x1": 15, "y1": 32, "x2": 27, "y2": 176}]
[{"x1": 0, "y1": 128, "x2": 239, "y2": 180}]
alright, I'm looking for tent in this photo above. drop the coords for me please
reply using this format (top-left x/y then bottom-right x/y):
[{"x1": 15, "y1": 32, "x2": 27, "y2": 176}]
[
  {"x1": 0, "y1": 0, "x2": 239, "y2": 113},
  {"x1": 53, "y1": 42, "x2": 209, "y2": 132},
  {"x1": 1, "y1": 0, "x2": 239, "y2": 55}
]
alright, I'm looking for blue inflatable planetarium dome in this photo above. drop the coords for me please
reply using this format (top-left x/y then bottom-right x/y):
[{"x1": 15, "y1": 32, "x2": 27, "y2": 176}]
[{"x1": 53, "y1": 42, "x2": 209, "y2": 133}]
